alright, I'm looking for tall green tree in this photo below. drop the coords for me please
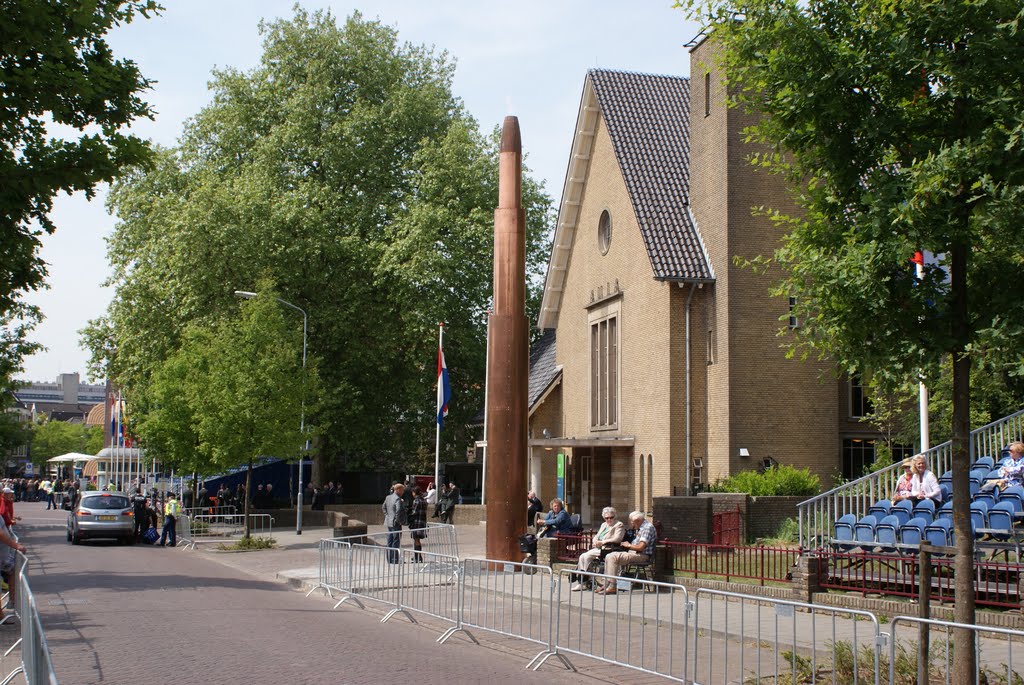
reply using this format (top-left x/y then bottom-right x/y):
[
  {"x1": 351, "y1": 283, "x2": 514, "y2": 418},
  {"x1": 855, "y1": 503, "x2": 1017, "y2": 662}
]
[
  {"x1": 1, "y1": 1, "x2": 159, "y2": 381},
  {"x1": 84, "y1": 9, "x2": 553, "y2": 474},
  {"x1": 683, "y1": 0, "x2": 1024, "y2": 671},
  {"x1": 192, "y1": 287, "x2": 312, "y2": 537},
  {"x1": 29, "y1": 420, "x2": 102, "y2": 468}
]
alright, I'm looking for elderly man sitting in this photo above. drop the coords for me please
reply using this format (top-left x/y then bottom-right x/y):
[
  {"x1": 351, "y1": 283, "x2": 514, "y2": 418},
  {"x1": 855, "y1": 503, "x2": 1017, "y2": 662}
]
[
  {"x1": 571, "y1": 507, "x2": 624, "y2": 591},
  {"x1": 597, "y1": 511, "x2": 657, "y2": 595}
]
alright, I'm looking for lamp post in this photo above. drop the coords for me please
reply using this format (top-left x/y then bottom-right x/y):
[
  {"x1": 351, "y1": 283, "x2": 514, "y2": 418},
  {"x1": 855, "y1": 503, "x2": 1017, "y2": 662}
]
[{"x1": 234, "y1": 290, "x2": 308, "y2": 534}]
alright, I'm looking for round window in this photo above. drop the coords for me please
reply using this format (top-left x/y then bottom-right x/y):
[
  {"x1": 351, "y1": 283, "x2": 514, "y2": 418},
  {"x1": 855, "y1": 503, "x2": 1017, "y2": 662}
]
[{"x1": 598, "y1": 210, "x2": 612, "y2": 255}]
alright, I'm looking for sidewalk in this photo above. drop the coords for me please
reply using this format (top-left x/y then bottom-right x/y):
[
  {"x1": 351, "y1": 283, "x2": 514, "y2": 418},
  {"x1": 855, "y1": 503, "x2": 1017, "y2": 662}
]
[{"x1": 202, "y1": 521, "x2": 490, "y2": 589}]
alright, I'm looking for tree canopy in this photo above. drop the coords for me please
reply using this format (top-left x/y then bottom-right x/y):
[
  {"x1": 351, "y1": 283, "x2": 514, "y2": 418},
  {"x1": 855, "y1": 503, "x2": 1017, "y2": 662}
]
[
  {"x1": 0, "y1": 0, "x2": 159, "y2": 383},
  {"x1": 84, "y1": 8, "x2": 554, "y2": 473},
  {"x1": 682, "y1": 0, "x2": 1024, "y2": 672},
  {"x1": 29, "y1": 420, "x2": 103, "y2": 467}
]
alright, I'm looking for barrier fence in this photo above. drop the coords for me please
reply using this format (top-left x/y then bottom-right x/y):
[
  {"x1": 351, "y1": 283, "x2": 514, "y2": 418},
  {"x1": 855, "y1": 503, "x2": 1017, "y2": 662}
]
[
  {"x1": 441, "y1": 558, "x2": 557, "y2": 663},
  {"x1": 691, "y1": 587, "x2": 882, "y2": 685},
  {"x1": 178, "y1": 513, "x2": 274, "y2": 549},
  {"x1": 2, "y1": 553, "x2": 58, "y2": 685},
  {"x1": 888, "y1": 616, "x2": 1024, "y2": 685},
  {"x1": 545, "y1": 567, "x2": 689, "y2": 682},
  {"x1": 307, "y1": 537, "x2": 1024, "y2": 683}
]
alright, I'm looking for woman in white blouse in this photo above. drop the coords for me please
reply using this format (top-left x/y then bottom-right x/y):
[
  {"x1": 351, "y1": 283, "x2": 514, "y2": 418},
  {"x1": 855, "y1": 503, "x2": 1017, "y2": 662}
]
[{"x1": 571, "y1": 507, "x2": 625, "y2": 591}]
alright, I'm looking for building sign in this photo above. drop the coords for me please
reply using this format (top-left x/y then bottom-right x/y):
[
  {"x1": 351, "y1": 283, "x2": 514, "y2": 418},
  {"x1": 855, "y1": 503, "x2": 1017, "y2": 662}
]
[{"x1": 556, "y1": 452, "x2": 565, "y2": 501}]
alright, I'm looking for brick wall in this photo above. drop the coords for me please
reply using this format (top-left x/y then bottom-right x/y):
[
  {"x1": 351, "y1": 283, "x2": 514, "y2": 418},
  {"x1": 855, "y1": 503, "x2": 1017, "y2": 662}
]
[
  {"x1": 653, "y1": 496, "x2": 711, "y2": 542},
  {"x1": 747, "y1": 496, "x2": 803, "y2": 541},
  {"x1": 654, "y1": 493, "x2": 801, "y2": 543}
]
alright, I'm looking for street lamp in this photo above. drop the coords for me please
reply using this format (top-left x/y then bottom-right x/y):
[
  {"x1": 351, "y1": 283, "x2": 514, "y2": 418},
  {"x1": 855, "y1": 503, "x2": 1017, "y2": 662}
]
[{"x1": 234, "y1": 290, "x2": 309, "y2": 534}]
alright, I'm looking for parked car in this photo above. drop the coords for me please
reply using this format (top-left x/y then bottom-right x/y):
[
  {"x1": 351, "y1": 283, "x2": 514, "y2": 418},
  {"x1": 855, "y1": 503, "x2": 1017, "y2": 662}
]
[{"x1": 67, "y1": 492, "x2": 134, "y2": 545}]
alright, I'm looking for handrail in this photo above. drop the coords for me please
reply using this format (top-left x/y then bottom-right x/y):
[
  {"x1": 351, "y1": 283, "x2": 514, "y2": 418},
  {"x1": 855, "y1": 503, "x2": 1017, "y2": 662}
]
[{"x1": 798, "y1": 408, "x2": 1024, "y2": 549}]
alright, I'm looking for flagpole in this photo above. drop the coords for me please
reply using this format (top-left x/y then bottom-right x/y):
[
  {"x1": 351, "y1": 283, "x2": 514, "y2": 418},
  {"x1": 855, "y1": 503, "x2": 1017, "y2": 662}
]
[
  {"x1": 435, "y1": 323, "x2": 444, "y2": 492},
  {"x1": 916, "y1": 257, "x2": 930, "y2": 451}
]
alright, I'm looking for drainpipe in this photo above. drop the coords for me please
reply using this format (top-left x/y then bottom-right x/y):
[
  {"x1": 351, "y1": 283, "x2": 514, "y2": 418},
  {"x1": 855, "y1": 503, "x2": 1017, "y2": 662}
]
[{"x1": 683, "y1": 283, "x2": 698, "y2": 496}]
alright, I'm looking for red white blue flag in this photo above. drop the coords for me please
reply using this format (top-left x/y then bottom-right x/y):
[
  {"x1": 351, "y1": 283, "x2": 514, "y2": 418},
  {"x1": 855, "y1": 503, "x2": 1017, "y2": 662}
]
[{"x1": 436, "y1": 344, "x2": 452, "y2": 427}]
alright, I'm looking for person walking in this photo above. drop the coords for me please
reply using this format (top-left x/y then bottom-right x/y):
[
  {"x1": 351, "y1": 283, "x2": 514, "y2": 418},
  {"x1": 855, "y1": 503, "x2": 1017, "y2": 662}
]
[
  {"x1": 159, "y1": 493, "x2": 181, "y2": 547},
  {"x1": 382, "y1": 483, "x2": 407, "y2": 564},
  {"x1": 438, "y1": 482, "x2": 459, "y2": 525}
]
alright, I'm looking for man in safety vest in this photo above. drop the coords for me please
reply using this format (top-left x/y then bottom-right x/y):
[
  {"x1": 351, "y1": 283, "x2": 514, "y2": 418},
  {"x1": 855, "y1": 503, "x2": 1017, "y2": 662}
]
[{"x1": 159, "y1": 493, "x2": 181, "y2": 547}]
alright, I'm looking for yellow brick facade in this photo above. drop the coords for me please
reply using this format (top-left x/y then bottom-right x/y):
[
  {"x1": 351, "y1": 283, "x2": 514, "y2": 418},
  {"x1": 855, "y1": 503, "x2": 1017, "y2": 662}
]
[{"x1": 528, "y1": 43, "x2": 874, "y2": 524}]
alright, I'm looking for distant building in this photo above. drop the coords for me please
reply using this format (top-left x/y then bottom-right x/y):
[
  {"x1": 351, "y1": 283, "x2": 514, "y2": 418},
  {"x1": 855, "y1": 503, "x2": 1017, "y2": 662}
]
[{"x1": 14, "y1": 373, "x2": 106, "y2": 407}]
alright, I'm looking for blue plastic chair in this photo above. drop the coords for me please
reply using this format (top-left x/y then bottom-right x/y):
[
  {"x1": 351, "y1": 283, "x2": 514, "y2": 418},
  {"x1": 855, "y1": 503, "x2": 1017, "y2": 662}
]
[
  {"x1": 867, "y1": 499, "x2": 892, "y2": 520},
  {"x1": 900, "y1": 517, "x2": 929, "y2": 547},
  {"x1": 970, "y1": 501, "x2": 989, "y2": 530},
  {"x1": 913, "y1": 499, "x2": 937, "y2": 520},
  {"x1": 999, "y1": 486, "x2": 1024, "y2": 515},
  {"x1": 875, "y1": 515, "x2": 901, "y2": 552},
  {"x1": 973, "y1": 488, "x2": 997, "y2": 509},
  {"x1": 985, "y1": 468, "x2": 1003, "y2": 482},
  {"x1": 890, "y1": 499, "x2": 914, "y2": 525},
  {"x1": 973, "y1": 456, "x2": 995, "y2": 471},
  {"x1": 925, "y1": 518, "x2": 953, "y2": 547},
  {"x1": 937, "y1": 500, "x2": 954, "y2": 521},
  {"x1": 939, "y1": 483, "x2": 953, "y2": 503},
  {"x1": 854, "y1": 515, "x2": 879, "y2": 550},
  {"x1": 939, "y1": 470, "x2": 953, "y2": 486},
  {"x1": 970, "y1": 469, "x2": 989, "y2": 486},
  {"x1": 987, "y1": 502, "x2": 1015, "y2": 538},
  {"x1": 833, "y1": 514, "x2": 858, "y2": 549}
]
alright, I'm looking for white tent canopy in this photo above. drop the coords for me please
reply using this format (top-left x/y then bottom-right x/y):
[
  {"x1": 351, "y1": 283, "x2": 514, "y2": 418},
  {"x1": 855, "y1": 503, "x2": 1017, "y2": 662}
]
[{"x1": 46, "y1": 453, "x2": 96, "y2": 463}]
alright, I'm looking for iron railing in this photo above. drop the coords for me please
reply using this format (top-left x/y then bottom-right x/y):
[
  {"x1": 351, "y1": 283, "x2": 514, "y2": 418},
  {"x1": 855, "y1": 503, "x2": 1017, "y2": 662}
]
[{"x1": 661, "y1": 540, "x2": 799, "y2": 586}]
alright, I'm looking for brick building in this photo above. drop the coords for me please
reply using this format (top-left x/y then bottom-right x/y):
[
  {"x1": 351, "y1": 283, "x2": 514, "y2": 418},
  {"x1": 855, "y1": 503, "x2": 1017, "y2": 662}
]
[{"x1": 526, "y1": 37, "x2": 883, "y2": 524}]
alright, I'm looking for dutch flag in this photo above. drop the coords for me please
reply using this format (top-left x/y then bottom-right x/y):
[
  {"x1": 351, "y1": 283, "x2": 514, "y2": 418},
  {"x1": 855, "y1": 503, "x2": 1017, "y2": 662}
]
[{"x1": 436, "y1": 344, "x2": 452, "y2": 427}]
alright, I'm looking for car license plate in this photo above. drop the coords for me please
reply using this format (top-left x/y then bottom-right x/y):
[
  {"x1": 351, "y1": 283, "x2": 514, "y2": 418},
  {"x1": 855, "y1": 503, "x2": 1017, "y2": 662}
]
[{"x1": 98, "y1": 515, "x2": 116, "y2": 521}]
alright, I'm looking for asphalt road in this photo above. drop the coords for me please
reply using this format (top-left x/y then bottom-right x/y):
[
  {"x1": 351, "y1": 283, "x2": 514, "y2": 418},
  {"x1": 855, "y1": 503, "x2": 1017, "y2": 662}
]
[{"x1": 17, "y1": 504, "x2": 641, "y2": 685}]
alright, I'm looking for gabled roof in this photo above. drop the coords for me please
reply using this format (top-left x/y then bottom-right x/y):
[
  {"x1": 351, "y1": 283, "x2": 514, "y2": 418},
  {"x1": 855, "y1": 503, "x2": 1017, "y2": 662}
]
[
  {"x1": 538, "y1": 69, "x2": 715, "y2": 330},
  {"x1": 528, "y1": 329, "x2": 560, "y2": 411}
]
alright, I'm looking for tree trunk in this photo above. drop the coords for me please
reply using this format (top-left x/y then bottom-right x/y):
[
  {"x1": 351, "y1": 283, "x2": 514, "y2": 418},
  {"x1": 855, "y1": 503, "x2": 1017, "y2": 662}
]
[
  {"x1": 950, "y1": 241, "x2": 976, "y2": 684},
  {"x1": 244, "y1": 460, "x2": 253, "y2": 539}
]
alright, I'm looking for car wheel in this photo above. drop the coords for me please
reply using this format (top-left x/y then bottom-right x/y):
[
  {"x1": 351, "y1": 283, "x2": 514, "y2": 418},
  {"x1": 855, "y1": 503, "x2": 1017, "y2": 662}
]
[
  {"x1": 125, "y1": 535, "x2": 135, "y2": 546},
  {"x1": 71, "y1": 532, "x2": 82, "y2": 545},
  {"x1": 66, "y1": 529, "x2": 72, "y2": 542}
]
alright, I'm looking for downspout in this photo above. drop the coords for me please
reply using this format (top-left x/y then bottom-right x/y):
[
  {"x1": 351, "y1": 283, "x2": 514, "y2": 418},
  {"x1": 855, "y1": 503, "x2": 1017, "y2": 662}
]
[{"x1": 683, "y1": 283, "x2": 698, "y2": 496}]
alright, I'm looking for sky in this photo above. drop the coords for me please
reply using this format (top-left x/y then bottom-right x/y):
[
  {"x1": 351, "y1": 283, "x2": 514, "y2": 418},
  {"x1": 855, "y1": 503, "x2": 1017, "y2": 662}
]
[{"x1": 19, "y1": 0, "x2": 702, "y2": 383}]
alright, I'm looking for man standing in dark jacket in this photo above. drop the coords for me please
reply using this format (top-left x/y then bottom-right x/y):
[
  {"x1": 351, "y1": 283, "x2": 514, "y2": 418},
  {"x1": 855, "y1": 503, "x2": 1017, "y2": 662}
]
[{"x1": 382, "y1": 483, "x2": 407, "y2": 564}]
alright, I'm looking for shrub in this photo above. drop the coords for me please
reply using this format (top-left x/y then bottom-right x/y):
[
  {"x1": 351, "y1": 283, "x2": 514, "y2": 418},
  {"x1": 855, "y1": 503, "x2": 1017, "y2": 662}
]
[{"x1": 708, "y1": 465, "x2": 820, "y2": 497}]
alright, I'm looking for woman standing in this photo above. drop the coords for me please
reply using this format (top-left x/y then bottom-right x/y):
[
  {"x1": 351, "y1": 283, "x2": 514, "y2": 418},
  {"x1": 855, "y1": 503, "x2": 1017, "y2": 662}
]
[{"x1": 408, "y1": 486, "x2": 428, "y2": 562}]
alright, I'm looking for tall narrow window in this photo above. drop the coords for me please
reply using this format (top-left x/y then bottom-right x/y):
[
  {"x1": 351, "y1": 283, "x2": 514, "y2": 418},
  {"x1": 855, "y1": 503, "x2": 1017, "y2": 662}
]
[
  {"x1": 704, "y1": 72, "x2": 711, "y2": 117},
  {"x1": 788, "y1": 296, "x2": 799, "y2": 329},
  {"x1": 590, "y1": 316, "x2": 619, "y2": 429},
  {"x1": 849, "y1": 375, "x2": 874, "y2": 418}
]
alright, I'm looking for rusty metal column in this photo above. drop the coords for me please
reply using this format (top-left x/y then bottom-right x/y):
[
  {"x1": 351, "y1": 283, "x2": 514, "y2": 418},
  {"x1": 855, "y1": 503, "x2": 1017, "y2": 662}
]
[{"x1": 485, "y1": 116, "x2": 529, "y2": 562}]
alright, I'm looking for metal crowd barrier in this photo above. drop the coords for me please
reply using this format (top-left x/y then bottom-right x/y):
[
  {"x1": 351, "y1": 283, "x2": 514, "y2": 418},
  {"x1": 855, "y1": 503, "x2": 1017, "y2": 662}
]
[
  {"x1": 2, "y1": 553, "x2": 58, "y2": 685},
  {"x1": 304, "y1": 545, "x2": 1024, "y2": 684},
  {"x1": 181, "y1": 505, "x2": 237, "y2": 519},
  {"x1": 178, "y1": 513, "x2": 274, "y2": 549},
  {"x1": 319, "y1": 543, "x2": 460, "y2": 625},
  {"x1": 691, "y1": 588, "x2": 882, "y2": 685},
  {"x1": 540, "y1": 568, "x2": 688, "y2": 681},
  {"x1": 441, "y1": 558, "x2": 558, "y2": 666},
  {"x1": 888, "y1": 616, "x2": 1024, "y2": 684},
  {"x1": 308, "y1": 523, "x2": 459, "y2": 595}
]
